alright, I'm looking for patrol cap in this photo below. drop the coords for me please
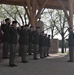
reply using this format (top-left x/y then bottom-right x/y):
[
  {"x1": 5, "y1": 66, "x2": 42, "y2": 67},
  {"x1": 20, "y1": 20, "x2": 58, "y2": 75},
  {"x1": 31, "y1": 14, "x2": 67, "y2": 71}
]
[
  {"x1": 48, "y1": 35, "x2": 50, "y2": 37},
  {"x1": 41, "y1": 31, "x2": 44, "y2": 33},
  {"x1": 25, "y1": 24, "x2": 29, "y2": 27},
  {"x1": 12, "y1": 21, "x2": 17, "y2": 24},
  {"x1": 5, "y1": 18, "x2": 10, "y2": 22},
  {"x1": 21, "y1": 26, "x2": 25, "y2": 28}
]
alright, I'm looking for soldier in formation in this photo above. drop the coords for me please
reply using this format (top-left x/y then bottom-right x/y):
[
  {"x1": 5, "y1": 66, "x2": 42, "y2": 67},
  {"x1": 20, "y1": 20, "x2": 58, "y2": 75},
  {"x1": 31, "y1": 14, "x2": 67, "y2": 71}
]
[
  {"x1": 1, "y1": 18, "x2": 11, "y2": 59},
  {"x1": 9, "y1": 21, "x2": 18, "y2": 67},
  {"x1": 1, "y1": 18, "x2": 51, "y2": 67}
]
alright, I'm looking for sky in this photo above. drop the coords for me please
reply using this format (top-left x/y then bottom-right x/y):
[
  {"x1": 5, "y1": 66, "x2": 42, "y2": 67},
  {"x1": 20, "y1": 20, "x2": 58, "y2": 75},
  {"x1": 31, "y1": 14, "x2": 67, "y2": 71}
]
[{"x1": 40, "y1": 9, "x2": 69, "y2": 40}]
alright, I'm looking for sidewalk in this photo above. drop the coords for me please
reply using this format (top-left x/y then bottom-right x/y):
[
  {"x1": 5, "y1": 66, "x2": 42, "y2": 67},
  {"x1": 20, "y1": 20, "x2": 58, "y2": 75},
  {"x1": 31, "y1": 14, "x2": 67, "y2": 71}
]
[{"x1": 0, "y1": 53, "x2": 74, "y2": 75}]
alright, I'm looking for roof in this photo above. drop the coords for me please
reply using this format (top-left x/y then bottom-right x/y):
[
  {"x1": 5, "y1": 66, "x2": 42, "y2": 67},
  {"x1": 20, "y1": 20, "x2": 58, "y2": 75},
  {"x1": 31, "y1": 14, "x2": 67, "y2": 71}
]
[{"x1": 0, "y1": 0, "x2": 69, "y2": 10}]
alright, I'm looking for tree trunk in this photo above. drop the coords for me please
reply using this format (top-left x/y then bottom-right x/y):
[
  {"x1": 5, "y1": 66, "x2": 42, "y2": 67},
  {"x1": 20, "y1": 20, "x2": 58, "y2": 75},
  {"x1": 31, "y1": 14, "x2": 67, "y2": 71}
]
[
  {"x1": 51, "y1": 29, "x2": 54, "y2": 39},
  {"x1": 61, "y1": 32, "x2": 64, "y2": 53}
]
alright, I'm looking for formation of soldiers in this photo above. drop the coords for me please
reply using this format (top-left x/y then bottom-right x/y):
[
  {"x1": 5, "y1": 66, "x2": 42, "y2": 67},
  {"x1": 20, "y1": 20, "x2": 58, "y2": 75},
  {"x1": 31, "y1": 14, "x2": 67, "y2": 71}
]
[{"x1": 1, "y1": 18, "x2": 50, "y2": 67}]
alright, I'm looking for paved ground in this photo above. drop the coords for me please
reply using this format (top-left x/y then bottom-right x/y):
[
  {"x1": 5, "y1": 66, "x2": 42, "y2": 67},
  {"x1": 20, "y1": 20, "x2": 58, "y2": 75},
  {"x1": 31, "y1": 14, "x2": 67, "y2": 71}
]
[{"x1": 0, "y1": 53, "x2": 74, "y2": 75}]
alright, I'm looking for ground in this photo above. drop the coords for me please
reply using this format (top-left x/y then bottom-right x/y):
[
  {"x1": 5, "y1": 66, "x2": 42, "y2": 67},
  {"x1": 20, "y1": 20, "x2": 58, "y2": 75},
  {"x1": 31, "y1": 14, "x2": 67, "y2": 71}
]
[{"x1": 0, "y1": 53, "x2": 74, "y2": 75}]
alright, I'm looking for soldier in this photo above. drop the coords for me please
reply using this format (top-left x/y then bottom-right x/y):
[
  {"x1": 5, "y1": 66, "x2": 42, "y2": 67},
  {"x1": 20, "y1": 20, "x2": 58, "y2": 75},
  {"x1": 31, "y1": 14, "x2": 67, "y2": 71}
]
[
  {"x1": 18, "y1": 25, "x2": 29, "y2": 63},
  {"x1": 28, "y1": 26, "x2": 33, "y2": 55},
  {"x1": 68, "y1": 27, "x2": 74, "y2": 62},
  {"x1": 32, "y1": 27, "x2": 40, "y2": 60},
  {"x1": 39, "y1": 32, "x2": 45, "y2": 58},
  {"x1": 9, "y1": 21, "x2": 18, "y2": 67},
  {"x1": 1, "y1": 18, "x2": 11, "y2": 59},
  {"x1": 18, "y1": 26, "x2": 24, "y2": 56},
  {"x1": 47, "y1": 35, "x2": 50, "y2": 56},
  {"x1": 44, "y1": 34, "x2": 48, "y2": 57}
]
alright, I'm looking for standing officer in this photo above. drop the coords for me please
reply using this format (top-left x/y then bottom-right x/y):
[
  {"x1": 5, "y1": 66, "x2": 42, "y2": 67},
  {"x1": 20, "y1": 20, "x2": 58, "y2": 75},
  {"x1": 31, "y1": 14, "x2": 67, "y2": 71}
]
[
  {"x1": 18, "y1": 25, "x2": 29, "y2": 63},
  {"x1": 47, "y1": 35, "x2": 50, "y2": 56},
  {"x1": 32, "y1": 27, "x2": 40, "y2": 60},
  {"x1": 68, "y1": 27, "x2": 74, "y2": 62},
  {"x1": 1, "y1": 18, "x2": 11, "y2": 59},
  {"x1": 28, "y1": 26, "x2": 33, "y2": 55},
  {"x1": 9, "y1": 21, "x2": 18, "y2": 67}
]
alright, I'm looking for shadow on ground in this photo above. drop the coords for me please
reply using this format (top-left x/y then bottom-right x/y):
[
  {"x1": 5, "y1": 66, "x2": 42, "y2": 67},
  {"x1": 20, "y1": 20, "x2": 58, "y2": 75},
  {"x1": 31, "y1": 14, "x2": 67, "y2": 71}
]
[{"x1": 0, "y1": 53, "x2": 74, "y2": 75}]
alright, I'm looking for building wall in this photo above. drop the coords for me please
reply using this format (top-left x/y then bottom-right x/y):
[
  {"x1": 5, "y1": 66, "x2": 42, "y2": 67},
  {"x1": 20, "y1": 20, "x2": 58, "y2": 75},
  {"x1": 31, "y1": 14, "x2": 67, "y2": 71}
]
[{"x1": 49, "y1": 39, "x2": 59, "y2": 53}]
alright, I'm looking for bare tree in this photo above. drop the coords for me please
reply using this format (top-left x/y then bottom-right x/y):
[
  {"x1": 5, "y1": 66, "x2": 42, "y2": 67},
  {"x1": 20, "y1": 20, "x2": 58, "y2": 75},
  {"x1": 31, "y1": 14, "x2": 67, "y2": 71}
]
[
  {"x1": 0, "y1": 4, "x2": 29, "y2": 26},
  {"x1": 41, "y1": 9, "x2": 69, "y2": 53}
]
